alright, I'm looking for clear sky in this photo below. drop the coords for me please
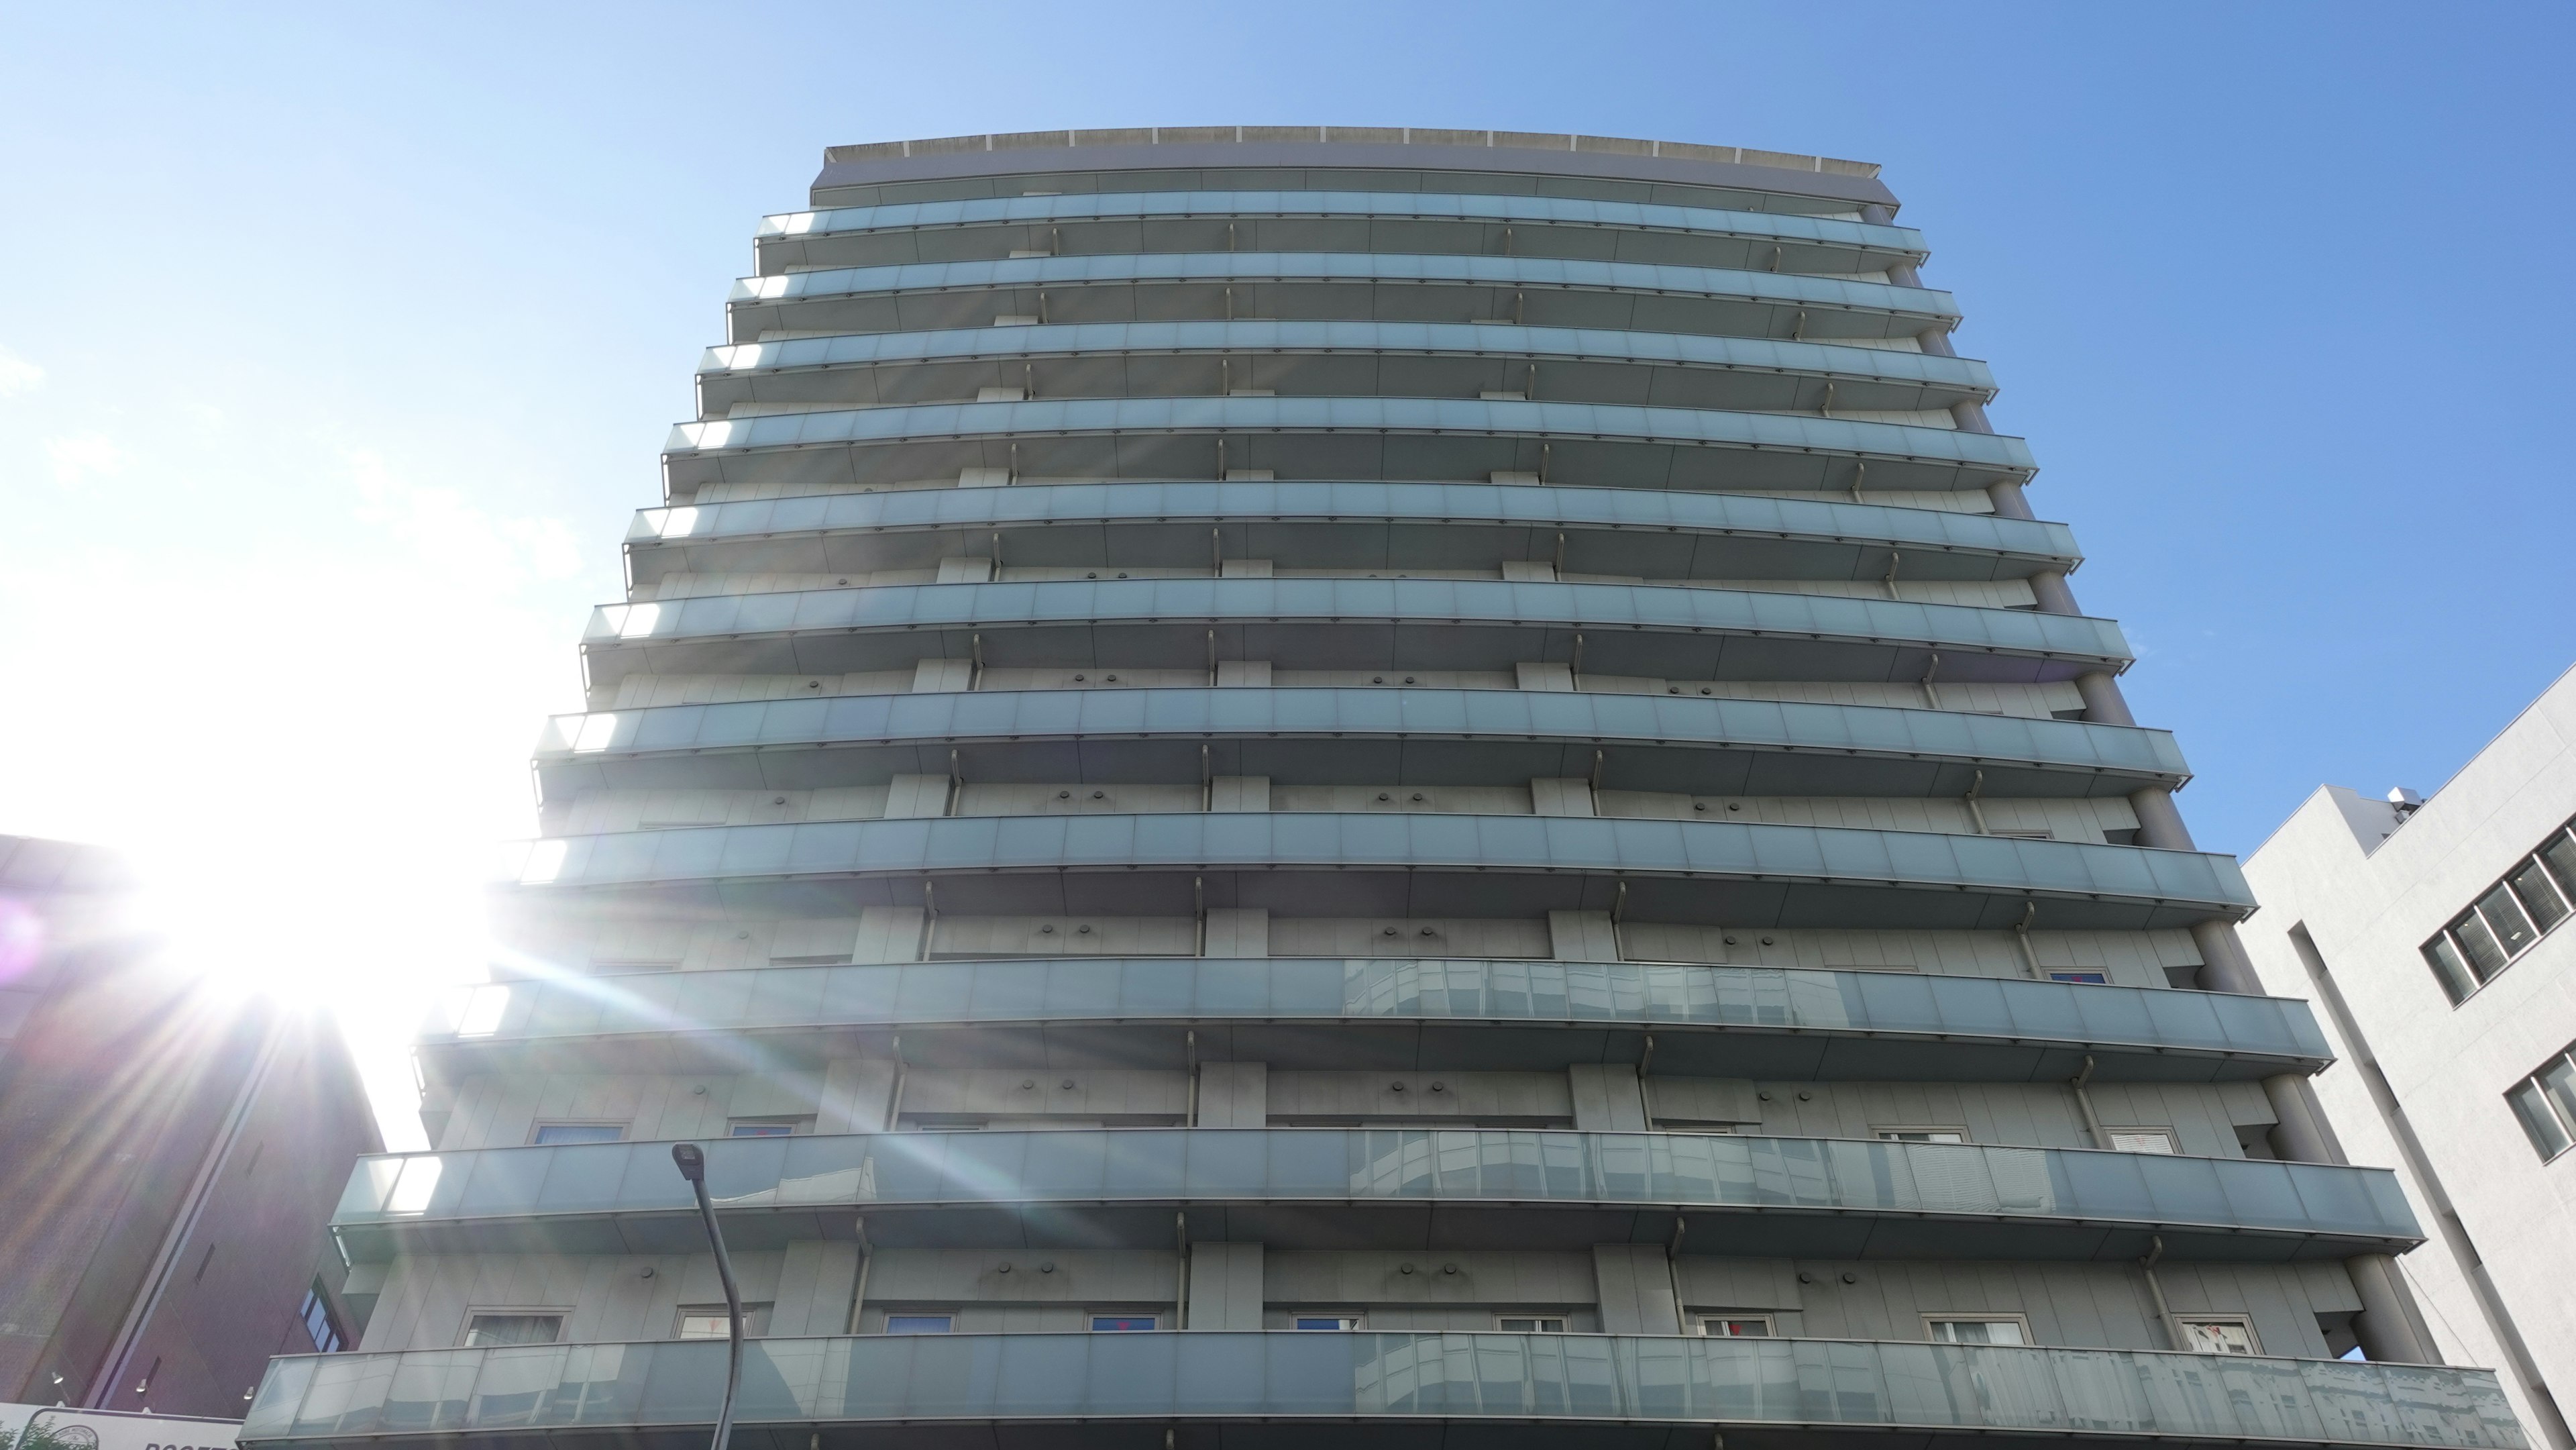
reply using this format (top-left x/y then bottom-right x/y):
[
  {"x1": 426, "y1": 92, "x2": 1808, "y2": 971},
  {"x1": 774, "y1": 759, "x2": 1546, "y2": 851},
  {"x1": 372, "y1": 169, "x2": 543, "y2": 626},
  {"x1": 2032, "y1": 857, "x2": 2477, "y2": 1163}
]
[{"x1": 3, "y1": 1, "x2": 2571, "y2": 1148}]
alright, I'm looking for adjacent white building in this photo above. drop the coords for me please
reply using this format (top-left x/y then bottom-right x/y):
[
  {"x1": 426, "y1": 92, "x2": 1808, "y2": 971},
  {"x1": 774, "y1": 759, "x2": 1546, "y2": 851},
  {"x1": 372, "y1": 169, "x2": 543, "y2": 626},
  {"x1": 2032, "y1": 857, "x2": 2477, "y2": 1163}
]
[{"x1": 2243, "y1": 663, "x2": 2576, "y2": 1447}]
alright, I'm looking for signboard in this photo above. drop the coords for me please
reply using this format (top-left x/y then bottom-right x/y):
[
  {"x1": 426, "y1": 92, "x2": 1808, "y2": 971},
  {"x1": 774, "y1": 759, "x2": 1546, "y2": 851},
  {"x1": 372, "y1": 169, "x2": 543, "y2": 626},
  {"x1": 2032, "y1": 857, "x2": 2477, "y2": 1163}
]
[{"x1": 0, "y1": 1405, "x2": 237, "y2": 1450}]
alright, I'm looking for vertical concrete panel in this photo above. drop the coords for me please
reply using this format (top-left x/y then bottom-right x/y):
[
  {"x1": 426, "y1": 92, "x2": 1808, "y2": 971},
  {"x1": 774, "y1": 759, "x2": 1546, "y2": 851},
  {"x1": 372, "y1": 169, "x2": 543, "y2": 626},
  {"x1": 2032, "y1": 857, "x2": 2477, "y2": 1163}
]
[
  {"x1": 1549, "y1": 911, "x2": 1618, "y2": 962},
  {"x1": 1187, "y1": 1243, "x2": 1265, "y2": 1329},
  {"x1": 1532, "y1": 779, "x2": 1597, "y2": 817},
  {"x1": 1199, "y1": 1062, "x2": 1269, "y2": 1127},
  {"x1": 883, "y1": 774, "x2": 951, "y2": 818},
  {"x1": 1592, "y1": 1244, "x2": 1680, "y2": 1335},
  {"x1": 852, "y1": 907, "x2": 925, "y2": 964},
  {"x1": 1568, "y1": 1064, "x2": 1648, "y2": 1132},
  {"x1": 1203, "y1": 907, "x2": 1269, "y2": 956},
  {"x1": 821, "y1": 1057, "x2": 899, "y2": 1133}
]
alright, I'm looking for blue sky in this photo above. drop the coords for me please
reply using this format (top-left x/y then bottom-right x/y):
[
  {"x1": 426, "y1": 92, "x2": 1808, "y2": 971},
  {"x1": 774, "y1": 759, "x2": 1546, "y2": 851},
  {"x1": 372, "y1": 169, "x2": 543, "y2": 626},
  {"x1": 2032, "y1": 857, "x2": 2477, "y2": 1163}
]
[{"x1": 3, "y1": 2, "x2": 2571, "y2": 1140}]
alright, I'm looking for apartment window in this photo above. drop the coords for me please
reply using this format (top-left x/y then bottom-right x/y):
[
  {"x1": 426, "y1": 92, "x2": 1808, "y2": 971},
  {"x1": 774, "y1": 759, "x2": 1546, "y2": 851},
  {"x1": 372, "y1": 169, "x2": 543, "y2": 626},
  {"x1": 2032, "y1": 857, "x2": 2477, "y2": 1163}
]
[
  {"x1": 1878, "y1": 1127, "x2": 1968, "y2": 1144},
  {"x1": 675, "y1": 1302, "x2": 772, "y2": 1339},
  {"x1": 2178, "y1": 1315, "x2": 2260, "y2": 1355},
  {"x1": 2506, "y1": 1048, "x2": 2576, "y2": 1161},
  {"x1": 727, "y1": 1118, "x2": 806, "y2": 1137},
  {"x1": 2420, "y1": 819, "x2": 2576, "y2": 1002},
  {"x1": 1497, "y1": 1316, "x2": 1568, "y2": 1333},
  {"x1": 297, "y1": 1285, "x2": 345, "y2": 1353},
  {"x1": 1697, "y1": 1315, "x2": 1774, "y2": 1337},
  {"x1": 883, "y1": 1314, "x2": 954, "y2": 1334},
  {"x1": 1293, "y1": 1315, "x2": 1364, "y2": 1331},
  {"x1": 531, "y1": 1123, "x2": 626, "y2": 1145},
  {"x1": 1089, "y1": 1315, "x2": 1158, "y2": 1332},
  {"x1": 1926, "y1": 1315, "x2": 2029, "y2": 1345},
  {"x1": 464, "y1": 1312, "x2": 566, "y2": 1347},
  {"x1": 2106, "y1": 1128, "x2": 2178, "y2": 1155},
  {"x1": 2047, "y1": 971, "x2": 2110, "y2": 986}
]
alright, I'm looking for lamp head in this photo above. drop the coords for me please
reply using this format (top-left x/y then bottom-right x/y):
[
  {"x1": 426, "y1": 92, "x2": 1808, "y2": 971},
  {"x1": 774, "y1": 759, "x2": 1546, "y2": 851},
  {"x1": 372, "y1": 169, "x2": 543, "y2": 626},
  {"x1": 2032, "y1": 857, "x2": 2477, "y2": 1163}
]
[{"x1": 672, "y1": 1143, "x2": 706, "y2": 1182}]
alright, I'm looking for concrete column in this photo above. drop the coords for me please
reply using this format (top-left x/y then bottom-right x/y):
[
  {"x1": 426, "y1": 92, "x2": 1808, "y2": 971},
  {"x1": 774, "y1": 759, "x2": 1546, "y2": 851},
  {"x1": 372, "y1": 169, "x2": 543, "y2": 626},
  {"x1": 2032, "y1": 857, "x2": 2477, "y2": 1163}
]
[{"x1": 2346, "y1": 1253, "x2": 2440, "y2": 1365}]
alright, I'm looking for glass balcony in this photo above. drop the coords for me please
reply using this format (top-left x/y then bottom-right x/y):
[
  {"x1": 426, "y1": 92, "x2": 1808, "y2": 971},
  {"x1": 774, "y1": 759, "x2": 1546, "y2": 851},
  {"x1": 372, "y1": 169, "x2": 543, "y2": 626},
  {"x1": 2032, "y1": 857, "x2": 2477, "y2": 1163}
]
[
  {"x1": 661, "y1": 397, "x2": 2034, "y2": 497},
  {"x1": 426, "y1": 958, "x2": 2326, "y2": 1078},
  {"x1": 755, "y1": 189, "x2": 1929, "y2": 260},
  {"x1": 329, "y1": 1129, "x2": 2417, "y2": 1260},
  {"x1": 533, "y1": 688, "x2": 2184, "y2": 791},
  {"x1": 496, "y1": 815, "x2": 2251, "y2": 927},
  {"x1": 242, "y1": 1333, "x2": 2524, "y2": 1450},
  {"x1": 580, "y1": 578, "x2": 2122, "y2": 672},
  {"x1": 696, "y1": 321, "x2": 1998, "y2": 405},
  {"x1": 726, "y1": 252, "x2": 1957, "y2": 330},
  {"x1": 630, "y1": 478, "x2": 2063, "y2": 572}
]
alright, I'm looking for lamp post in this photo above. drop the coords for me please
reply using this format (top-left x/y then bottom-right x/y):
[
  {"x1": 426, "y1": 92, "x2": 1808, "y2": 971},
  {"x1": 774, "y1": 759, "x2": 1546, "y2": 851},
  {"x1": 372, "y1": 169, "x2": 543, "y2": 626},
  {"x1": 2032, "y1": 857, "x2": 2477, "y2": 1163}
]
[{"x1": 672, "y1": 1143, "x2": 743, "y2": 1450}]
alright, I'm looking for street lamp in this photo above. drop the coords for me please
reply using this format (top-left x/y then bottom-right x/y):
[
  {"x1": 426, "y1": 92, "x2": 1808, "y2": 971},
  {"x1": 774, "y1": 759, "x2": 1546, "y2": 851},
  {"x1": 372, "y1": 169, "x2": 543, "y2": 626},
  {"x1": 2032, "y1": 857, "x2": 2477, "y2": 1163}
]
[{"x1": 672, "y1": 1143, "x2": 743, "y2": 1450}]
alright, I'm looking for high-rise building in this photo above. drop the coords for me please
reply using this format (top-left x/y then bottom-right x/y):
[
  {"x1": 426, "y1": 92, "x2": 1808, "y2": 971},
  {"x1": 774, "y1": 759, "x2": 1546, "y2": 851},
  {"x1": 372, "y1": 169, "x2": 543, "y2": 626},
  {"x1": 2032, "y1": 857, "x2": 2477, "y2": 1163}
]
[
  {"x1": 246, "y1": 129, "x2": 2526, "y2": 1450},
  {"x1": 2237, "y1": 663, "x2": 2576, "y2": 1446},
  {"x1": 0, "y1": 835, "x2": 379, "y2": 1418}
]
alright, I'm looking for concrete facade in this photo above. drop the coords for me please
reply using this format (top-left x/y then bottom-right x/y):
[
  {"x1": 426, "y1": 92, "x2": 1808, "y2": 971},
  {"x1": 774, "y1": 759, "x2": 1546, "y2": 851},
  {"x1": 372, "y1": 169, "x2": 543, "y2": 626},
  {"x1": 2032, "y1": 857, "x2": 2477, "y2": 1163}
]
[
  {"x1": 2241, "y1": 665, "x2": 2576, "y2": 1447},
  {"x1": 0, "y1": 837, "x2": 380, "y2": 1419},
  {"x1": 244, "y1": 128, "x2": 2524, "y2": 1450}
]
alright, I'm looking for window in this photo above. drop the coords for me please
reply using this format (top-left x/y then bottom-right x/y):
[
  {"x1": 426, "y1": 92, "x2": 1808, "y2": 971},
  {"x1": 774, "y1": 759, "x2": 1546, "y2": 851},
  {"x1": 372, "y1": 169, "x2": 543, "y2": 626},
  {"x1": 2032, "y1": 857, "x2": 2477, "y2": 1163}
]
[
  {"x1": 2047, "y1": 971, "x2": 2110, "y2": 986},
  {"x1": 1497, "y1": 1316, "x2": 1568, "y2": 1333},
  {"x1": 1926, "y1": 1316, "x2": 2028, "y2": 1345},
  {"x1": 531, "y1": 1123, "x2": 625, "y2": 1145},
  {"x1": 297, "y1": 1285, "x2": 344, "y2": 1353},
  {"x1": 1697, "y1": 1315, "x2": 1774, "y2": 1337},
  {"x1": 2420, "y1": 819, "x2": 2576, "y2": 1002},
  {"x1": 2506, "y1": 1048, "x2": 2576, "y2": 1161},
  {"x1": 1089, "y1": 1315, "x2": 1158, "y2": 1332},
  {"x1": 464, "y1": 1312, "x2": 566, "y2": 1347},
  {"x1": 1293, "y1": 1315, "x2": 1364, "y2": 1331},
  {"x1": 1877, "y1": 1127, "x2": 1968, "y2": 1144},
  {"x1": 2179, "y1": 1316, "x2": 2261, "y2": 1355},
  {"x1": 883, "y1": 1314, "x2": 953, "y2": 1335},
  {"x1": 727, "y1": 1119, "x2": 804, "y2": 1137},
  {"x1": 2106, "y1": 1129, "x2": 2178, "y2": 1155},
  {"x1": 675, "y1": 1302, "x2": 772, "y2": 1339}
]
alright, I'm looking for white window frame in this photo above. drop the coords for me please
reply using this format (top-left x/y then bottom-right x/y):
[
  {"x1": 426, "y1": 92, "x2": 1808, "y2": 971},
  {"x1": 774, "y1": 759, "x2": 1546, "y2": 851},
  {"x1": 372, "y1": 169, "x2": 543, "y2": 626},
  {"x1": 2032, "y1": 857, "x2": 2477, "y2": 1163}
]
[
  {"x1": 881, "y1": 1311, "x2": 956, "y2": 1335},
  {"x1": 1495, "y1": 1315, "x2": 1569, "y2": 1333},
  {"x1": 1292, "y1": 1314, "x2": 1365, "y2": 1331},
  {"x1": 529, "y1": 1121, "x2": 628, "y2": 1145},
  {"x1": 2047, "y1": 970, "x2": 2111, "y2": 986},
  {"x1": 1923, "y1": 1313, "x2": 2033, "y2": 1345},
  {"x1": 1875, "y1": 1126, "x2": 1971, "y2": 1144},
  {"x1": 726, "y1": 1117, "x2": 809, "y2": 1137},
  {"x1": 2103, "y1": 1127, "x2": 2180, "y2": 1155},
  {"x1": 1087, "y1": 1312, "x2": 1161, "y2": 1332},
  {"x1": 1696, "y1": 1313, "x2": 1777, "y2": 1337},
  {"x1": 674, "y1": 1302, "x2": 773, "y2": 1339},
  {"x1": 460, "y1": 1308, "x2": 570, "y2": 1347},
  {"x1": 2176, "y1": 1314, "x2": 2262, "y2": 1355}
]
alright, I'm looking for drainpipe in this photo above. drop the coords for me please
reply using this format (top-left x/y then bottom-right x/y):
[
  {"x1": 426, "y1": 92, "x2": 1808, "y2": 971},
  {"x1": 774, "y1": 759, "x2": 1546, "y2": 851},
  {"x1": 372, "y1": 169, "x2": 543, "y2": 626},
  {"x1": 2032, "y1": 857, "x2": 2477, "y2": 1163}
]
[
  {"x1": 2068, "y1": 1055, "x2": 2110, "y2": 1149},
  {"x1": 2137, "y1": 1237, "x2": 2189, "y2": 1351}
]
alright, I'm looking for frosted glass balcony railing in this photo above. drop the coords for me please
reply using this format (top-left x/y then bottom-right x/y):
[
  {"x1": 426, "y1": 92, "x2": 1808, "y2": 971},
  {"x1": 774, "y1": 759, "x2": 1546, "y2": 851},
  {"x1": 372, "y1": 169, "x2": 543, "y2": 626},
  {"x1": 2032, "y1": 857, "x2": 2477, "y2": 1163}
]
[
  {"x1": 631, "y1": 478, "x2": 2064, "y2": 569},
  {"x1": 534, "y1": 689, "x2": 2182, "y2": 786},
  {"x1": 756, "y1": 189, "x2": 1929, "y2": 258},
  {"x1": 494, "y1": 816, "x2": 2253, "y2": 924},
  {"x1": 328, "y1": 1130, "x2": 2418, "y2": 1253},
  {"x1": 698, "y1": 320, "x2": 1996, "y2": 409},
  {"x1": 663, "y1": 397, "x2": 2033, "y2": 495},
  {"x1": 425, "y1": 958, "x2": 2328, "y2": 1076},
  {"x1": 581, "y1": 578, "x2": 2121, "y2": 669},
  {"x1": 726, "y1": 252, "x2": 1957, "y2": 331},
  {"x1": 241, "y1": 1334, "x2": 2523, "y2": 1450},
  {"x1": 701, "y1": 315, "x2": 1994, "y2": 387}
]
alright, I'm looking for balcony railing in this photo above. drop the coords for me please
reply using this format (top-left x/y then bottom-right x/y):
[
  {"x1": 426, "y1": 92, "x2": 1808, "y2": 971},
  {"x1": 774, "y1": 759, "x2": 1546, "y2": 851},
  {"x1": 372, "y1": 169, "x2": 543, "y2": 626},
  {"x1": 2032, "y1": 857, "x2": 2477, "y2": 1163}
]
[
  {"x1": 329, "y1": 1128, "x2": 2418, "y2": 1261},
  {"x1": 241, "y1": 1333, "x2": 2524, "y2": 1450},
  {"x1": 425, "y1": 957, "x2": 2324, "y2": 1080}
]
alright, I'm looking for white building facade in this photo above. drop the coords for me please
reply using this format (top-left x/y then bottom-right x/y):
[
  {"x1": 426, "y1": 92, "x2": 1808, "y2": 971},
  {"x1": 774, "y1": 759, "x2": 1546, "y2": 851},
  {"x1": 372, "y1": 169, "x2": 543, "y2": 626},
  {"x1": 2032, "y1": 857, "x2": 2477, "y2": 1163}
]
[{"x1": 2242, "y1": 664, "x2": 2576, "y2": 1447}]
